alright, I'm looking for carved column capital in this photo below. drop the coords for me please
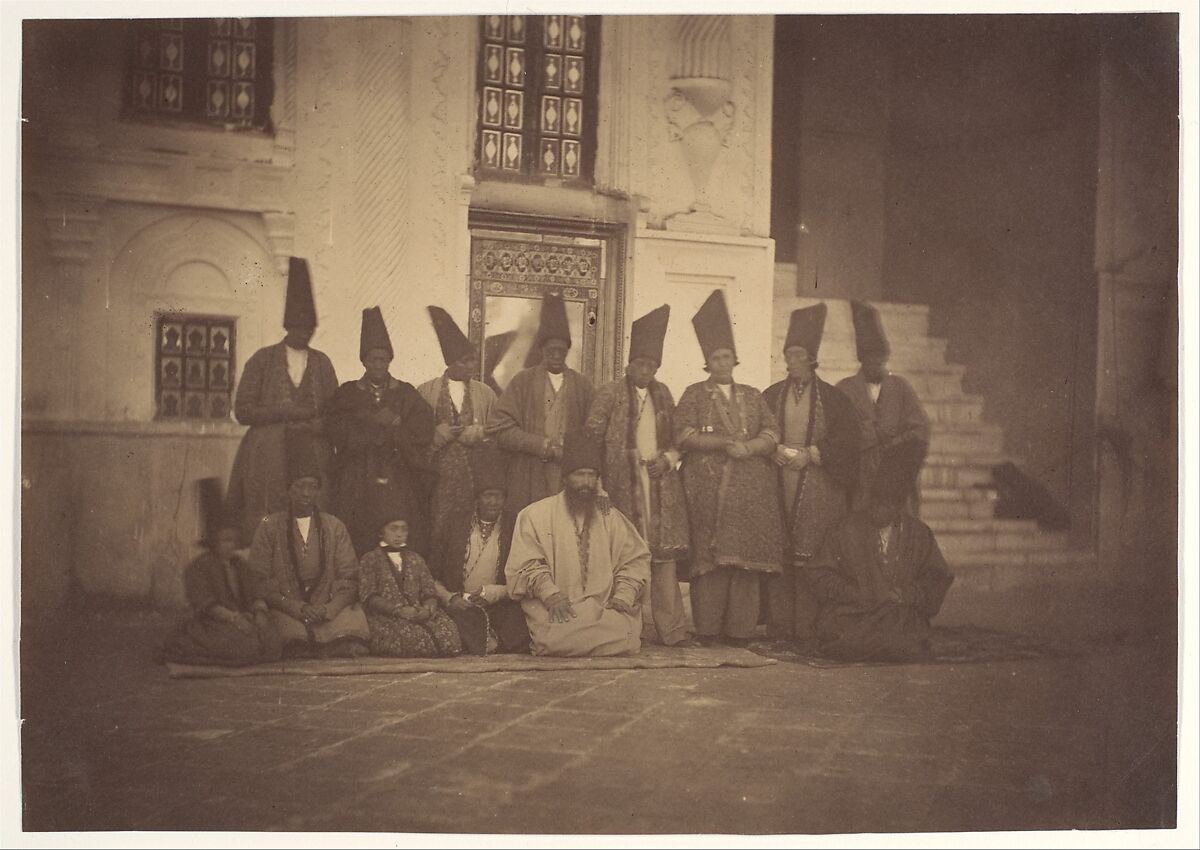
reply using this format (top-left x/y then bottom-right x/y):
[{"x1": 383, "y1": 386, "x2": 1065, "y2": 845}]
[{"x1": 261, "y1": 211, "x2": 296, "y2": 275}]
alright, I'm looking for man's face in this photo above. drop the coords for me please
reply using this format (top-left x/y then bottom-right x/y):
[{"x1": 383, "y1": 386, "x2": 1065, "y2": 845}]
[
  {"x1": 862, "y1": 356, "x2": 888, "y2": 383},
  {"x1": 626, "y1": 357, "x2": 658, "y2": 389},
  {"x1": 214, "y1": 527, "x2": 239, "y2": 560},
  {"x1": 706, "y1": 349, "x2": 736, "y2": 384},
  {"x1": 542, "y1": 339, "x2": 570, "y2": 374},
  {"x1": 784, "y1": 346, "x2": 814, "y2": 382},
  {"x1": 288, "y1": 477, "x2": 321, "y2": 516},
  {"x1": 284, "y1": 325, "x2": 315, "y2": 349},
  {"x1": 362, "y1": 348, "x2": 392, "y2": 384},
  {"x1": 380, "y1": 520, "x2": 409, "y2": 548},
  {"x1": 447, "y1": 352, "x2": 475, "y2": 383},
  {"x1": 476, "y1": 489, "x2": 505, "y2": 522},
  {"x1": 563, "y1": 469, "x2": 599, "y2": 512}
]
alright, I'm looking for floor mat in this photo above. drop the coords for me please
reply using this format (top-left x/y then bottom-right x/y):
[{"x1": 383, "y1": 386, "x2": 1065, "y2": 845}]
[
  {"x1": 165, "y1": 643, "x2": 776, "y2": 679},
  {"x1": 747, "y1": 625, "x2": 1086, "y2": 668}
]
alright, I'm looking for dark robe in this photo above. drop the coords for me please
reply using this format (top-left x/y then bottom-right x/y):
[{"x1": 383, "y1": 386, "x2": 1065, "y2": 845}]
[
  {"x1": 806, "y1": 511, "x2": 954, "y2": 661},
  {"x1": 584, "y1": 376, "x2": 690, "y2": 565},
  {"x1": 763, "y1": 376, "x2": 859, "y2": 561},
  {"x1": 227, "y1": 341, "x2": 338, "y2": 544},
  {"x1": 836, "y1": 372, "x2": 930, "y2": 510},
  {"x1": 326, "y1": 375, "x2": 436, "y2": 557},
  {"x1": 358, "y1": 548, "x2": 462, "y2": 658},
  {"x1": 161, "y1": 551, "x2": 283, "y2": 667},
  {"x1": 486, "y1": 365, "x2": 593, "y2": 515},
  {"x1": 428, "y1": 511, "x2": 529, "y2": 655}
]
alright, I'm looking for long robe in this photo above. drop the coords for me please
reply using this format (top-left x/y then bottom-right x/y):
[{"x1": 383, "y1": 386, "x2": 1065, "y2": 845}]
[
  {"x1": 227, "y1": 341, "x2": 338, "y2": 544},
  {"x1": 427, "y1": 511, "x2": 530, "y2": 654},
  {"x1": 584, "y1": 376, "x2": 690, "y2": 565},
  {"x1": 505, "y1": 492, "x2": 650, "y2": 657},
  {"x1": 805, "y1": 511, "x2": 954, "y2": 661},
  {"x1": 674, "y1": 379, "x2": 784, "y2": 577},
  {"x1": 326, "y1": 375, "x2": 435, "y2": 557},
  {"x1": 358, "y1": 547, "x2": 462, "y2": 657},
  {"x1": 416, "y1": 374, "x2": 497, "y2": 548},
  {"x1": 836, "y1": 372, "x2": 930, "y2": 510},
  {"x1": 763, "y1": 377, "x2": 859, "y2": 562},
  {"x1": 486, "y1": 366, "x2": 593, "y2": 516},
  {"x1": 161, "y1": 552, "x2": 283, "y2": 666},
  {"x1": 247, "y1": 509, "x2": 369, "y2": 647}
]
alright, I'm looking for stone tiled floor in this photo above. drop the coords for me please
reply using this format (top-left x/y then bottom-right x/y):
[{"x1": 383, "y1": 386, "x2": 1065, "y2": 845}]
[{"x1": 20, "y1": 611, "x2": 1177, "y2": 834}]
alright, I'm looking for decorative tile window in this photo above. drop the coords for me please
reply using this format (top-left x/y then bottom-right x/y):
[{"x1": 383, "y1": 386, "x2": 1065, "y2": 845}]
[
  {"x1": 128, "y1": 18, "x2": 273, "y2": 130},
  {"x1": 476, "y1": 15, "x2": 599, "y2": 181},
  {"x1": 156, "y1": 315, "x2": 236, "y2": 421}
]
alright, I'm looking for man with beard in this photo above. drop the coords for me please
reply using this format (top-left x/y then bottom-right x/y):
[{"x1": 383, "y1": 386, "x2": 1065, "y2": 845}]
[
  {"x1": 837, "y1": 300, "x2": 930, "y2": 512},
  {"x1": 505, "y1": 431, "x2": 650, "y2": 657},
  {"x1": 584, "y1": 304, "x2": 695, "y2": 647},
  {"x1": 487, "y1": 291, "x2": 593, "y2": 515},
  {"x1": 806, "y1": 441, "x2": 954, "y2": 662},
  {"x1": 762, "y1": 303, "x2": 860, "y2": 650}
]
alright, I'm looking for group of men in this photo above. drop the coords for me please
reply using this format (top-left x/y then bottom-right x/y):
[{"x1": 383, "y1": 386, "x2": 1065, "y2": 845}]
[{"x1": 163, "y1": 256, "x2": 955, "y2": 666}]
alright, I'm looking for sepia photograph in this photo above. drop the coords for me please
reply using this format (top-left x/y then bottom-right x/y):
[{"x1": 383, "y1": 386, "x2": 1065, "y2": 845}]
[{"x1": 5, "y1": 0, "x2": 1194, "y2": 843}]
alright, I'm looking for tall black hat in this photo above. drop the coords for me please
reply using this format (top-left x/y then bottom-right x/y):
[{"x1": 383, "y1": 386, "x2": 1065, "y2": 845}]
[
  {"x1": 850, "y1": 300, "x2": 890, "y2": 361},
  {"x1": 283, "y1": 257, "x2": 318, "y2": 329},
  {"x1": 629, "y1": 304, "x2": 670, "y2": 367},
  {"x1": 428, "y1": 306, "x2": 475, "y2": 366},
  {"x1": 359, "y1": 306, "x2": 393, "y2": 361},
  {"x1": 691, "y1": 289, "x2": 736, "y2": 362},
  {"x1": 784, "y1": 303, "x2": 827, "y2": 358}
]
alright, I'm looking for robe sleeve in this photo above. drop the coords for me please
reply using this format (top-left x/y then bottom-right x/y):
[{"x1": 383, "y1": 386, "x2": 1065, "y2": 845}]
[
  {"x1": 247, "y1": 518, "x2": 287, "y2": 609},
  {"x1": 409, "y1": 553, "x2": 440, "y2": 604},
  {"x1": 357, "y1": 551, "x2": 384, "y2": 605},
  {"x1": 234, "y1": 348, "x2": 285, "y2": 426},
  {"x1": 183, "y1": 555, "x2": 220, "y2": 615},
  {"x1": 906, "y1": 526, "x2": 954, "y2": 619},
  {"x1": 896, "y1": 379, "x2": 931, "y2": 446},
  {"x1": 472, "y1": 382, "x2": 497, "y2": 426},
  {"x1": 583, "y1": 381, "x2": 619, "y2": 449},
  {"x1": 673, "y1": 385, "x2": 701, "y2": 445},
  {"x1": 312, "y1": 352, "x2": 340, "y2": 414},
  {"x1": 488, "y1": 373, "x2": 548, "y2": 456},
  {"x1": 325, "y1": 518, "x2": 361, "y2": 617},
  {"x1": 389, "y1": 387, "x2": 436, "y2": 471},
  {"x1": 805, "y1": 527, "x2": 863, "y2": 606},
  {"x1": 505, "y1": 507, "x2": 561, "y2": 601},
  {"x1": 605, "y1": 508, "x2": 651, "y2": 607},
  {"x1": 814, "y1": 384, "x2": 861, "y2": 487},
  {"x1": 751, "y1": 388, "x2": 781, "y2": 446}
]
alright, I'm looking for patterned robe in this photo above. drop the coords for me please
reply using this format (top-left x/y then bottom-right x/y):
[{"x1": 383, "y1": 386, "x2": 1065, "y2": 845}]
[
  {"x1": 358, "y1": 547, "x2": 462, "y2": 658},
  {"x1": 247, "y1": 510, "x2": 369, "y2": 647},
  {"x1": 836, "y1": 372, "x2": 930, "y2": 510},
  {"x1": 806, "y1": 511, "x2": 954, "y2": 661},
  {"x1": 486, "y1": 365, "x2": 593, "y2": 515},
  {"x1": 227, "y1": 342, "x2": 338, "y2": 544},
  {"x1": 416, "y1": 374, "x2": 497, "y2": 547},
  {"x1": 326, "y1": 375, "x2": 435, "y2": 557},
  {"x1": 506, "y1": 492, "x2": 650, "y2": 657},
  {"x1": 584, "y1": 377, "x2": 690, "y2": 566},
  {"x1": 763, "y1": 377, "x2": 859, "y2": 562},
  {"x1": 674, "y1": 380, "x2": 785, "y2": 577},
  {"x1": 161, "y1": 552, "x2": 283, "y2": 667}
]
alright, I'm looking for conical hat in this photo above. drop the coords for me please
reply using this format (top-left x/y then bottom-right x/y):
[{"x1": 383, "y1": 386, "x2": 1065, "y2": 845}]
[
  {"x1": 850, "y1": 300, "x2": 890, "y2": 361},
  {"x1": 691, "y1": 289, "x2": 736, "y2": 362},
  {"x1": 535, "y1": 291, "x2": 572, "y2": 349},
  {"x1": 784, "y1": 303, "x2": 827, "y2": 358},
  {"x1": 359, "y1": 306, "x2": 393, "y2": 361},
  {"x1": 283, "y1": 257, "x2": 318, "y2": 329},
  {"x1": 629, "y1": 304, "x2": 670, "y2": 366},
  {"x1": 427, "y1": 306, "x2": 475, "y2": 366}
]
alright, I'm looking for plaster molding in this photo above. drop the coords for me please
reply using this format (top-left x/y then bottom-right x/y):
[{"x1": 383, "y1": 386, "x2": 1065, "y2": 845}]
[{"x1": 41, "y1": 194, "x2": 103, "y2": 265}]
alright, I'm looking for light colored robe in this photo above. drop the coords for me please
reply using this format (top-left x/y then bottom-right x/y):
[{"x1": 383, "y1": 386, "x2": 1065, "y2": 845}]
[{"x1": 505, "y1": 492, "x2": 650, "y2": 657}]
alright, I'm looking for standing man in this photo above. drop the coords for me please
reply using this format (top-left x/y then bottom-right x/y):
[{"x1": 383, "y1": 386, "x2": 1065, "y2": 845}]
[
  {"x1": 675, "y1": 290, "x2": 785, "y2": 647},
  {"x1": 418, "y1": 306, "x2": 497, "y2": 551},
  {"x1": 837, "y1": 300, "x2": 931, "y2": 512},
  {"x1": 227, "y1": 258, "x2": 338, "y2": 545},
  {"x1": 487, "y1": 291, "x2": 593, "y2": 516},
  {"x1": 584, "y1": 305, "x2": 695, "y2": 647},
  {"x1": 326, "y1": 307, "x2": 435, "y2": 557},
  {"x1": 505, "y1": 431, "x2": 650, "y2": 657},
  {"x1": 806, "y1": 441, "x2": 954, "y2": 662},
  {"x1": 247, "y1": 431, "x2": 370, "y2": 659},
  {"x1": 762, "y1": 304, "x2": 860, "y2": 650}
]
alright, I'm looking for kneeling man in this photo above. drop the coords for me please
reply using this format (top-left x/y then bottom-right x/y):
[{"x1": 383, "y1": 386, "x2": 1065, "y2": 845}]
[
  {"x1": 248, "y1": 431, "x2": 370, "y2": 658},
  {"x1": 506, "y1": 431, "x2": 650, "y2": 657},
  {"x1": 806, "y1": 441, "x2": 954, "y2": 662}
]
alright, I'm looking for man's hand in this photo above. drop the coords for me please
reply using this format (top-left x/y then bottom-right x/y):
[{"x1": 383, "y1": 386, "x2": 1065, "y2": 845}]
[
  {"x1": 300, "y1": 603, "x2": 327, "y2": 624},
  {"x1": 251, "y1": 599, "x2": 269, "y2": 616},
  {"x1": 725, "y1": 441, "x2": 750, "y2": 459},
  {"x1": 479, "y1": 584, "x2": 507, "y2": 605},
  {"x1": 459, "y1": 424, "x2": 484, "y2": 445},
  {"x1": 447, "y1": 594, "x2": 473, "y2": 612},
  {"x1": 607, "y1": 597, "x2": 637, "y2": 616},
  {"x1": 289, "y1": 404, "x2": 317, "y2": 423},
  {"x1": 434, "y1": 422, "x2": 457, "y2": 445},
  {"x1": 372, "y1": 407, "x2": 399, "y2": 428},
  {"x1": 421, "y1": 598, "x2": 439, "y2": 620},
  {"x1": 232, "y1": 612, "x2": 256, "y2": 634},
  {"x1": 394, "y1": 604, "x2": 420, "y2": 621},
  {"x1": 544, "y1": 592, "x2": 576, "y2": 623},
  {"x1": 543, "y1": 440, "x2": 563, "y2": 462},
  {"x1": 789, "y1": 450, "x2": 811, "y2": 470},
  {"x1": 773, "y1": 445, "x2": 793, "y2": 467},
  {"x1": 646, "y1": 455, "x2": 672, "y2": 479}
]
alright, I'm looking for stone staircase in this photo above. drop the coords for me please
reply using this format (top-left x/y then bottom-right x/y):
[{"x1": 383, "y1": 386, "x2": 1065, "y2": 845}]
[{"x1": 771, "y1": 264, "x2": 1094, "y2": 586}]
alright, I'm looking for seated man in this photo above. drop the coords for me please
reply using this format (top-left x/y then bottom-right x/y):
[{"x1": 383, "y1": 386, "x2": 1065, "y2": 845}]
[
  {"x1": 806, "y1": 441, "x2": 954, "y2": 662},
  {"x1": 428, "y1": 449, "x2": 531, "y2": 655},
  {"x1": 247, "y1": 431, "x2": 371, "y2": 658},
  {"x1": 505, "y1": 431, "x2": 650, "y2": 657}
]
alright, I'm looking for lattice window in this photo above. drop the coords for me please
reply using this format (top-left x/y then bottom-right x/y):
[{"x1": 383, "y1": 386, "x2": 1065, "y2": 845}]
[
  {"x1": 476, "y1": 15, "x2": 599, "y2": 182},
  {"x1": 156, "y1": 315, "x2": 236, "y2": 421},
  {"x1": 128, "y1": 18, "x2": 273, "y2": 130}
]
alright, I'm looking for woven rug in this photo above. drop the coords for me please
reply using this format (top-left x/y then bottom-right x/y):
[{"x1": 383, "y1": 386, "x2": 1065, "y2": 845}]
[
  {"x1": 165, "y1": 643, "x2": 776, "y2": 679},
  {"x1": 747, "y1": 625, "x2": 1085, "y2": 669}
]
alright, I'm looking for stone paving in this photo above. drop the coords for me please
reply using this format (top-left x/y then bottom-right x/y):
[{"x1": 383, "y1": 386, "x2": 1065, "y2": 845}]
[{"x1": 20, "y1": 611, "x2": 1177, "y2": 835}]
